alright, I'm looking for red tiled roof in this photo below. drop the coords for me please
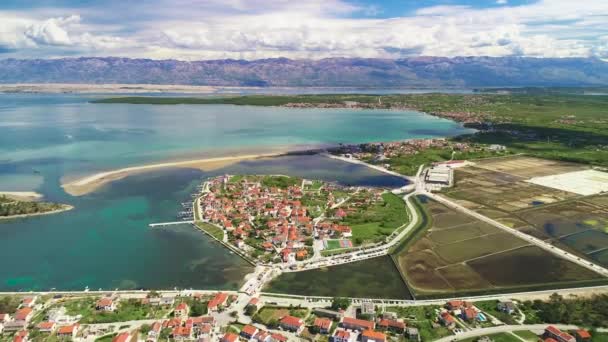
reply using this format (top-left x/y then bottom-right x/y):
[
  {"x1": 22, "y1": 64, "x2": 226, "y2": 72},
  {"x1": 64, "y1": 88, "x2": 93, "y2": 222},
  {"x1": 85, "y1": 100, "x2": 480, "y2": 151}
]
[
  {"x1": 172, "y1": 326, "x2": 192, "y2": 337},
  {"x1": 112, "y1": 332, "x2": 131, "y2": 342},
  {"x1": 546, "y1": 326, "x2": 562, "y2": 335},
  {"x1": 248, "y1": 297, "x2": 259, "y2": 305},
  {"x1": 37, "y1": 321, "x2": 55, "y2": 330},
  {"x1": 362, "y1": 329, "x2": 386, "y2": 341},
  {"x1": 342, "y1": 316, "x2": 374, "y2": 330},
  {"x1": 576, "y1": 330, "x2": 591, "y2": 339},
  {"x1": 208, "y1": 292, "x2": 228, "y2": 309},
  {"x1": 378, "y1": 319, "x2": 405, "y2": 329},
  {"x1": 222, "y1": 332, "x2": 238, "y2": 342},
  {"x1": 334, "y1": 330, "x2": 351, "y2": 339},
  {"x1": 280, "y1": 315, "x2": 303, "y2": 327},
  {"x1": 314, "y1": 317, "x2": 332, "y2": 330},
  {"x1": 14, "y1": 307, "x2": 32, "y2": 321},
  {"x1": 57, "y1": 324, "x2": 78, "y2": 335},
  {"x1": 175, "y1": 303, "x2": 189, "y2": 311},
  {"x1": 271, "y1": 333, "x2": 288, "y2": 342},
  {"x1": 545, "y1": 339, "x2": 558, "y2": 342},
  {"x1": 96, "y1": 297, "x2": 113, "y2": 307},
  {"x1": 242, "y1": 325, "x2": 258, "y2": 336}
]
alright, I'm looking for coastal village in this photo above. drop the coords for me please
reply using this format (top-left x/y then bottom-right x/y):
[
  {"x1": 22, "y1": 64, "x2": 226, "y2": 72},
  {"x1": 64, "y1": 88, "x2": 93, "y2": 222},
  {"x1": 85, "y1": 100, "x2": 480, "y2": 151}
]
[
  {"x1": 197, "y1": 174, "x2": 391, "y2": 265},
  {"x1": 0, "y1": 291, "x2": 600, "y2": 342}
]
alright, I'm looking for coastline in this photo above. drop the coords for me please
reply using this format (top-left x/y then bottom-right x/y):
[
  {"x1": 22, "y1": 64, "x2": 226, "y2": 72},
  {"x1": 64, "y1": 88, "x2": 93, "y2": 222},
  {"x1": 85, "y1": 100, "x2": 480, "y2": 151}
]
[
  {"x1": 62, "y1": 151, "x2": 290, "y2": 196},
  {"x1": 0, "y1": 204, "x2": 74, "y2": 221},
  {"x1": 0, "y1": 191, "x2": 43, "y2": 201}
]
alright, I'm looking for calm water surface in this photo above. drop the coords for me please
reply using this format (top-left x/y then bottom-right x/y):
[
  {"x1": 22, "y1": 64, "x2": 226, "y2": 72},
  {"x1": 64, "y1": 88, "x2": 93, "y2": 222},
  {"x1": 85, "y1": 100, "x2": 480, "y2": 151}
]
[{"x1": 0, "y1": 94, "x2": 472, "y2": 292}]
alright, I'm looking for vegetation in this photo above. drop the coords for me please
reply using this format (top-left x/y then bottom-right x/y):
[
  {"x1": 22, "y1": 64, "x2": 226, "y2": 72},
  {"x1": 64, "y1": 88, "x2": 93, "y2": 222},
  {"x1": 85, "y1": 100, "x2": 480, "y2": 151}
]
[
  {"x1": 474, "y1": 300, "x2": 520, "y2": 325},
  {"x1": 520, "y1": 293, "x2": 608, "y2": 327},
  {"x1": 194, "y1": 221, "x2": 225, "y2": 241},
  {"x1": 60, "y1": 297, "x2": 169, "y2": 324},
  {"x1": 460, "y1": 332, "x2": 522, "y2": 342},
  {"x1": 253, "y1": 306, "x2": 308, "y2": 325},
  {"x1": 344, "y1": 193, "x2": 408, "y2": 244},
  {"x1": 260, "y1": 175, "x2": 301, "y2": 189},
  {"x1": 0, "y1": 195, "x2": 70, "y2": 218},
  {"x1": 330, "y1": 297, "x2": 351, "y2": 310},
  {"x1": 385, "y1": 305, "x2": 451, "y2": 341},
  {"x1": 0, "y1": 295, "x2": 21, "y2": 313}
]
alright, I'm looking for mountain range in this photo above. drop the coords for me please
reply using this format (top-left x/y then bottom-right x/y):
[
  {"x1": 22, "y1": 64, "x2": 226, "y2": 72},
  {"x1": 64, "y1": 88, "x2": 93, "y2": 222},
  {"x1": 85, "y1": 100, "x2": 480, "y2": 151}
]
[{"x1": 1, "y1": 56, "x2": 607, "y2": 87}]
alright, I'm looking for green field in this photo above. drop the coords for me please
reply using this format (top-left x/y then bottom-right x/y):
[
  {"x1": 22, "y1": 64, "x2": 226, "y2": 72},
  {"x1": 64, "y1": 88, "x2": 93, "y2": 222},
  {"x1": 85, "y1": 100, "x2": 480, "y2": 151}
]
[
  {"x1": 195, "y1": 221, "x2": 225, "y2": 241},
  {"x1": 385, "y1": 305, "x2": 451, "y2": 341},
  {"x1": 512, "y1": 330, "x2": 539, "y2": 341},
  {"x1": 344, "y1": 193, "x2": 408, "y2": 244},
  {"x1": 253, "y1": 306, "x2": 308, "y2": 325},
  {"x1": 460, "y1": 332, "x2": 522, "y2": 342},
  {"x1": 55, "y1": 297, "x2": 170, "y2": 324}
]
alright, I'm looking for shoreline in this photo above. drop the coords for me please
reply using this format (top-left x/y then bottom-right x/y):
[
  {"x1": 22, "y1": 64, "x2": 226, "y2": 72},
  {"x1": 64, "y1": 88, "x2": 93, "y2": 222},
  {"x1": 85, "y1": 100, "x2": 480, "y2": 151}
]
[
  {"x1": 62, "y1": 151, "x2": 292, "y2": 196},
  {"x1": 0, "y1": 191, "x2": 43, "y2": 201},
  {"x1": 0, "y1": 204, "x2": 74, "y2": 221}
]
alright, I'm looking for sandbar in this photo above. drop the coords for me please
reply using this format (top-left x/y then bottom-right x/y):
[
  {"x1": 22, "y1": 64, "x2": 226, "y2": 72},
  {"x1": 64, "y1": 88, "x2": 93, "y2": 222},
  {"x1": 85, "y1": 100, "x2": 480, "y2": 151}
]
[{"x1": 62, "y1": 152, "x2": 285, "y2": 196}]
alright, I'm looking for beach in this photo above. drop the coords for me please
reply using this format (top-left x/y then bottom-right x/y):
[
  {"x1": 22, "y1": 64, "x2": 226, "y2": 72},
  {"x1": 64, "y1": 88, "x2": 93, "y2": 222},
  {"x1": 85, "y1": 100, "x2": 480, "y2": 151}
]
[
  {"x1": 0, "y1": 191, "x2": 44, "y2": 201},
  {"x1": 62, "y1": 152, "x2": 287, "y2": 196}
]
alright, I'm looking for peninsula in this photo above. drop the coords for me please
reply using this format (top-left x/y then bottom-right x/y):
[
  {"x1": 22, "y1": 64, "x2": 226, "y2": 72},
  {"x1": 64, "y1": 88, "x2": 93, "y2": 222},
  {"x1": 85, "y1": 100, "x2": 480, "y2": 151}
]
[{"x1": 0, "y1": 194, "x2": 73, "y2": 220}]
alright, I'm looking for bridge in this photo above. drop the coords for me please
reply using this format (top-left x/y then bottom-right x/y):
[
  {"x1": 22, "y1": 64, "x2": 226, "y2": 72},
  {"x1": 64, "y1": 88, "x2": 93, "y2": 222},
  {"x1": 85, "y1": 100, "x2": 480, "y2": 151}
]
[{"x1": 149, "y1": 220, "x2": 194, "y2": 227}]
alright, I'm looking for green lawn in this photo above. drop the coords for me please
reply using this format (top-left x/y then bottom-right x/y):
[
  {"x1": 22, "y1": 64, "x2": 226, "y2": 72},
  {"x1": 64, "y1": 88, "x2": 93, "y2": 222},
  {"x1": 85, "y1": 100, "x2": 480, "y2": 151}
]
[
  {"x1": 60, "y1": 297, "x2": 170, "y2": 324},
  {"x1": 345, "y1": 193, "x2": 408, "y2": 245},
  {"x1": 474, "y1": 300, "x2": 520, "y2": 325},
  {"x1": 385, "y1": 305, "x2": 451, "y2": 341},
  {"x1": 195, "y1": 221, "x2": 225, "y2": 241},
  {"x1": 253, "y1": 306, "x2": 308, "y2": 325},
  {"x1": 513, "y1": 330, "x2": 539, "y2": 341}
]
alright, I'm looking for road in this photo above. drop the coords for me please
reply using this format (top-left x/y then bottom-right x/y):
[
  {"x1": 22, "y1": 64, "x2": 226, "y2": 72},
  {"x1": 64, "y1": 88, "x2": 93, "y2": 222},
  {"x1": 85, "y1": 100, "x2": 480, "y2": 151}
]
[
  {"x1": 433, "y1": 324, "x2": 608, "y2": 342},
  {"x1": 425, "y1": 191, "x2": 608, "y2": 277}
]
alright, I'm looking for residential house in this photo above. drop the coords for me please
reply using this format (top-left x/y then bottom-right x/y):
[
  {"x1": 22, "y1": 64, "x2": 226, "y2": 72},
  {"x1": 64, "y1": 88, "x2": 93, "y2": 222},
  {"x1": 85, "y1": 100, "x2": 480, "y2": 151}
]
[
  {"x1": 377, "y1": 319, "x2": 405, "y2": 333},
  {"x1": 341, "y1": 317, "x2": 374, "y2": 331},
  {"x1": 361, "y1": 329, "x2": 386, "y2": 342},
  {"x1": 439, "y1": 312, "x2": 456, "y2": 329},
  {"x1": 545, "y1": 326, "x2": 576, "y2": 342},
  {"x1": 279, "y1": 315, "x2": 304, "y2": 333},
  {"x1": 14, "y1": 308, "x2": 33, "y2": 323},
  {"x1": 270, "y1": 333, "x2": 288, "y2": 342},
  {"x1": 331, "y1": 330, "x2": 351, "y2": 342},
  {"x1": 20, "y1": 297, "x2": 37, "y2": 308},
  {"x1": 221, "y1": 332, "x2": 238, "y2": 342},
  {"x1": 57, "y1": 323, "x2": 80, "y2": 339},
  {"x1": 172, "y1": 326, "x2": 192, "y2": 341},
  {"x1": 241, "y1": 325, "x2": 258, "y2": 339},
  {"x1": 146, "y1": 322, "x2": 162, "y2": 342},
  {"x1": 247, "y1": 297, "x2": 261, "y2": 311},
  {"x1": 13, "y1": 330, "x2": 28, "y2": 342},
  {"x1": 112, "y1": 332, "x2": 132, "y2": 342},
  {"x1": 314, "y1": 317, "x2": 332, "y2": 334},
  {"x1": 207, "y1": 292, "x2": 229, "y2": 312},
  {"x1": 253, "y1": 330, "x2": 271, "y2": 342},
  {"x1": 96, "y1": 297, "x2": 117, "y2": 312},
  {"x1": 461, "y1": 307, "x2": 479, "y2": 323},
  {"x1": 36, "y1": 321, "x2": 56, "y2": 333},
  {"x1": 497, "y1": 301, "x2": 516, "y2": 315},
  {"x1": 174, "y1": 303, "x2": 190, "y2": 319},
  {"x1": 575, "y1": 330, "x2": 591, "y2": 342},
  {"x1": 360, "y1": 302, "x2": 375, "y2": 316}
]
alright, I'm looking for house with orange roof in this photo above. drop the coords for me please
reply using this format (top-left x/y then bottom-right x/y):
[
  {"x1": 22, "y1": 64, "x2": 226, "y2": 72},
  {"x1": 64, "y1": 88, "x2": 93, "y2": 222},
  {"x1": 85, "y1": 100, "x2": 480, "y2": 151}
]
[
  {"x1": 20, "y1": 297, "x2": 37, "y2": 308},
  {"x1": 207, "y1": 292, "x2": 229, "y2": 312},
  {"x1": 14, "y1": 308, "x2": 33, "y2": 323},
  {"x1": 146, "y1": 322, "x2": 162, "y2": 342},
  {"x1": 377, "y1": 319, "x2": 405, "y2": 333},
  {"x1": 279, "y1": 315, "x2": 304, "y2": 333},
  {"x1": 544, "y1": 326, "x2": 576, "y2": 342},
  {"x1": 361, "y1": 329, "x2": 386, "y2": 342},
  {"x1": 96, "y1": 297, "x2": 116, "y2": 312},
  {"x1": 221, "y1": 332, "x2": 238, "y2": 342},
  {"x1": 314, "y1": 317, "x2": 332, "y2": 334},
  {"x1": 332, "y1": 329, "x2": 351, "y2": 342},
  {"x1": 439, "y1": 312, "x2": 456, "y2": 329},
  {"x1": 112, "y1": 332, "x2": 132, "y2": 342},
  {"x1": 172, "y1": 326, "x2": 192, "y2": 341},
  {"x1": 241, "y1": 324, "x2": 258, "y2": 339},
  {"x1": 270, "y1": 332, "x2": 288, "y2": 342},
  {"x1": 36, "y1": 321, "x2": 56, "y2": 333},
  {"x1": 13, "y1": 330, "x2": 28, "y2": 342},
  {"x1": 174, "y1": 302, "x2": 190, "y2": 319},
  {"x1": 341, "y1": 317, "x2": 374, "y2": 331},
  {"x1": 575, "y1": 329, "x2": 591, "y2": 342},
  {"x1": 57, "y1": 323, "x2": 79, "y2": 339}
]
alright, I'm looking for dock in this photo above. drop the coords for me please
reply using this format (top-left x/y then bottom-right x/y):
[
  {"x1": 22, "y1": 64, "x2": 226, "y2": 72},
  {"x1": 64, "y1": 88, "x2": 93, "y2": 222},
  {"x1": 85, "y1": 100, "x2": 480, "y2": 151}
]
[{"x1": 149, "y1": 220, "x2": 194, "y2": 227}]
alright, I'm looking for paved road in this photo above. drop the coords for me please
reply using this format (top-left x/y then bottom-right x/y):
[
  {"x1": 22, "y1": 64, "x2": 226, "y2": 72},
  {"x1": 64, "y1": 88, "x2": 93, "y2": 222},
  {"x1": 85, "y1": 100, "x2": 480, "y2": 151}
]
[
  {"x1": 434, "y1": 324, "x2": 608, "y2": 342},
  {"x1": 425, "y1": 191, "x2": 608, "y2": 277}
]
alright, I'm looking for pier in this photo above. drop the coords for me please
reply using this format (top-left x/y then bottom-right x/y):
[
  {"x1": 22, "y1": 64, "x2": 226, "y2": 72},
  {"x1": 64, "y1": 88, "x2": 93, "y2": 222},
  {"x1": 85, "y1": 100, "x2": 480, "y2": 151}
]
[{"x1": 149, "y1": 220, "x2": 194, "y2": 227}]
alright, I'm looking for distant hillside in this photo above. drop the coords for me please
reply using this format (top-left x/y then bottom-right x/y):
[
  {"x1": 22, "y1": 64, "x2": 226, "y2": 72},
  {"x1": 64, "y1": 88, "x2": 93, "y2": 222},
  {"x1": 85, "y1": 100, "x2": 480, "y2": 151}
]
[{"x1": 1, "y1": 56, "x2": 607, "y2": 87}]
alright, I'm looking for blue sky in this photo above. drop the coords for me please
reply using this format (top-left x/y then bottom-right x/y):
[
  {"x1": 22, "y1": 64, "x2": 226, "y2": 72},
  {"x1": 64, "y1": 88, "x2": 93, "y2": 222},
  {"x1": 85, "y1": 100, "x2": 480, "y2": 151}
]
[{"x1": 0, "y1": 0, "x2": 606, "y2": 60}]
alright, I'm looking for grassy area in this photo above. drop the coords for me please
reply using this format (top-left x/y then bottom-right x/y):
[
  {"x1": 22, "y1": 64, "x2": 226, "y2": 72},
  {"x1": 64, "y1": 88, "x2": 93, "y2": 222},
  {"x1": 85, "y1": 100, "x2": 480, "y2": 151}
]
[
  {"x1": 195, "y1": 221, "x2": 225, "y2": 241},
  {"x1": 0, "y1": 195, "x2": 71, "y2": 217},
  {"x1": 253, "y1": 306, "x2": 308, "y2": 325},
  {"x1": 59, "y1": 297, "x2": 169, "y2": 324},
  {"x1": 474, "y1": 300, "x2": 520, "y2": 325},
  {"x1": 385, "y1": 305, "x2": 451, "y2": 341},
  {"x1": 260, "y1": 175, "x2": 301, "y2": 189},
  {"x1": 345, "y1": 193, "x2": 408, "y2": 245},
  {"x1": 512, "y1": 330, "x2": 539, "y2": 341}
]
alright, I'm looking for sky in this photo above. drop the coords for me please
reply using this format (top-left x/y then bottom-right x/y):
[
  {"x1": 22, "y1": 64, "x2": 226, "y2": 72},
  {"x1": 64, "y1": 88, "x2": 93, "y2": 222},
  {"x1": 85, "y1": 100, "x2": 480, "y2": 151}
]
[{"x1": 0, "y1": 0, "x2": 606, "y2": 60}]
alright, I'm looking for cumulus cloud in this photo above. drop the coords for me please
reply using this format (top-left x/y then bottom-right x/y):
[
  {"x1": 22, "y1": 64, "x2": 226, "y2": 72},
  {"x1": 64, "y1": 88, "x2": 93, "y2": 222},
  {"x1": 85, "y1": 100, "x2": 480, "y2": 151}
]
[{"x1": 0, "y1": 0, "x2": 607, "y2": 60}]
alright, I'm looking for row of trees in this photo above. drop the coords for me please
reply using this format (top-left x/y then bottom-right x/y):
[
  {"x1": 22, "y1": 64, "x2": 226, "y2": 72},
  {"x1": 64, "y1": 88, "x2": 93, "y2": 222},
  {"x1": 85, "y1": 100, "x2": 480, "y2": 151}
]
[{"x1": 523, "y1": 293, "x2": 608, "y2": 327}]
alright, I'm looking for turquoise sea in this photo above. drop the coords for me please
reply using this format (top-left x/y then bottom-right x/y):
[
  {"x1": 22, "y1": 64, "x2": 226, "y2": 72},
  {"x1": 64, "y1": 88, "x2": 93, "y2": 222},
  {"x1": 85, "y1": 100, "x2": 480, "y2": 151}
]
[{"x1": 0, "y1": 94, "x2": 473, "y2": 291}]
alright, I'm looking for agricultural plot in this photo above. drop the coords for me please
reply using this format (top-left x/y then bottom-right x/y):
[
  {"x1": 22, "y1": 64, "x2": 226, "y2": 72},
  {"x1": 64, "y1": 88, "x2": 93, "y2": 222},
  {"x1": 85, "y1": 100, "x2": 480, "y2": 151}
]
[
  {"x1": 444, "y1": 155, "x2": 608, "y2": 267},
  {"x1": 393, "y1": 197, "x2": 604, "y2": 297}
]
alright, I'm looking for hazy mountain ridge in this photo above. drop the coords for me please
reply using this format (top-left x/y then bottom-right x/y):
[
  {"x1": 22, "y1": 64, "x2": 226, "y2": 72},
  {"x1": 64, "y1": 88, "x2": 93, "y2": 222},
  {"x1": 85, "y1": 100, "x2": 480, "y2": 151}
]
[{"x1": 1, "y1": 56, "x2": 607, "y2": 87}]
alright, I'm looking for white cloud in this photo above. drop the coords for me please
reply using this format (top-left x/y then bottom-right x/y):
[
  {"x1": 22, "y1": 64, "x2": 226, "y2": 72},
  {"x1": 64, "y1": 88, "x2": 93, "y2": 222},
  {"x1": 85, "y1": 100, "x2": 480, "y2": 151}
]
[
  {"x1": 496, "y1": 0, "x2": 508, "y2": 5},
  {"x1": 0, "y1": 0, "x2": 607, "y2": 60}
]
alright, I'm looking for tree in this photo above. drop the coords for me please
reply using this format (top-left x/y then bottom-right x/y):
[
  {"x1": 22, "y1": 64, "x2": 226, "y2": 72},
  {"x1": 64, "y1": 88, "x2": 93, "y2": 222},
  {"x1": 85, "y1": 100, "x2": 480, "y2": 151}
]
[
  {"x1": 139, "y1": 324, "x2": 152, "y2": 335},
  {"x1": 267, "y1": 319, "x2": 279, "y2": 329},
  {"x1": 245, "y1": 305, "x2": 257, "y2": 316},
  {"x1": 331, "y1": 297, "x2": 351, "y2": 311}
]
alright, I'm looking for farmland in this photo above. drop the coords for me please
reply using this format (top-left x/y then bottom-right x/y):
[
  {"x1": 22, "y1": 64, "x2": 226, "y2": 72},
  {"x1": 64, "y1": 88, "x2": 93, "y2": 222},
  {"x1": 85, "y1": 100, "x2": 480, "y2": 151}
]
[
  {"x1": 392, "y1": 195, "x2": 604, "y2": 298},
  {"x1": 442, "y1": 155, "x2": 608, "y2": 267}
]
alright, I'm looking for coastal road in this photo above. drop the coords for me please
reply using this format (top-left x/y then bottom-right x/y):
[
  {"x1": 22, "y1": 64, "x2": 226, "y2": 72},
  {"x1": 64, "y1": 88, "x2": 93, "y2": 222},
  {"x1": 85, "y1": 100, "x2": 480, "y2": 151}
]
[
  {"x1": 424, "y1": 191, "x2": 608, "y2": 277},
  {"x1": 433, "y1": 324, "x2": 608, "y2": 342}
]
